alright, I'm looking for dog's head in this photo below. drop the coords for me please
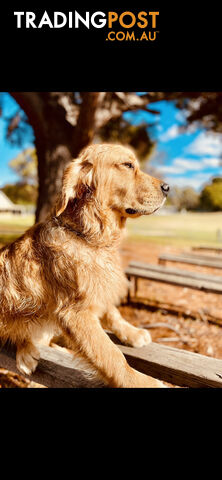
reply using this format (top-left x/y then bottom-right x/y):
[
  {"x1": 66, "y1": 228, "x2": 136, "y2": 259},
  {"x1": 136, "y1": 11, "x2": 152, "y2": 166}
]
[{"x1": 55, "y1": 144, "x2": 169, "y2": 219}]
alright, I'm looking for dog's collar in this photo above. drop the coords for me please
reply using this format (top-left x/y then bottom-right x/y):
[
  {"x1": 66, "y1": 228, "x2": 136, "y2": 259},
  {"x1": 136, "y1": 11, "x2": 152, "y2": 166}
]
[{"x1": 52, "y1": 216, "x2": 86, "y2": 239}]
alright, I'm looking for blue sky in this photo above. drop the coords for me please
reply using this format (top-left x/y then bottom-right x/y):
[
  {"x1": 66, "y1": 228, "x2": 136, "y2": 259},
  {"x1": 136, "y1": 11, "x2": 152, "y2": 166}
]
[
  {"x1": 124, "y1": 100, "x2": 222, "y2": 191},
  {"x1": 0, "y1": 93, "x2": 34, "y2": 187},
  {"x1": 0, "y1": 93, "x2": 221, "y2": 190}
]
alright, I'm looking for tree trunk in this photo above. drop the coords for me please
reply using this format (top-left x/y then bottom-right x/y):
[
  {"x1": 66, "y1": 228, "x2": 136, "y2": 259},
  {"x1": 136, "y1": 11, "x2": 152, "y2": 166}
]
[
  {"x1": 10, "y1": 92, "x2": 99, "y2": 222},
  {"x1": 35, "y1": 139, "x2": 74, "y2": 222}
]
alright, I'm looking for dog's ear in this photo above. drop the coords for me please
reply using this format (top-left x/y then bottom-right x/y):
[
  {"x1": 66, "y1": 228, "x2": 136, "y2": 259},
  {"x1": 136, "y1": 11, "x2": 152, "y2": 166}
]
[{"x1": 55, "y1": 159, "x2": 93, "y2": 217}]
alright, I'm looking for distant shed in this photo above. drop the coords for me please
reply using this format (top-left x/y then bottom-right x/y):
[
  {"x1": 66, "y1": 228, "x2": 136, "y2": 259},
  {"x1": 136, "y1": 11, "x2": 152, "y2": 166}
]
[{"x1": 0, "y1": 190, "x2": 24, "y2": 214}]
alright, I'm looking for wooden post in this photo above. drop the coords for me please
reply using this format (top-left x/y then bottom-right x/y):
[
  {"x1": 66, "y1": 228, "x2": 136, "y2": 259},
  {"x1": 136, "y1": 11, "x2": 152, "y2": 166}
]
[
  {"x1": 127, "y1": 275, "x2": 131, "y2": 302},
  {"x1": 134, "y1": 277, "x2": 138, "y2": 297},
  {"x1": 158, "y1": 258, "x2": 165, "y2": 265}
]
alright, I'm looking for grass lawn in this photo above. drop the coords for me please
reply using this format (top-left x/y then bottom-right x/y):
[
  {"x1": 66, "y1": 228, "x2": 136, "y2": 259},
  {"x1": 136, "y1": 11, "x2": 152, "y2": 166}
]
[
  {"x1": 0, "y1": 214, "x2": 34, "y2": 245},
  {"x1": 127, "y1": 211, "x2": 222, "y2": 247},
  {"x1": 0, "y1": 214, "x2": 34, "y2": 229},
  {"x1": 0, "y1": 212, "x2": 222, "y2": 248}
]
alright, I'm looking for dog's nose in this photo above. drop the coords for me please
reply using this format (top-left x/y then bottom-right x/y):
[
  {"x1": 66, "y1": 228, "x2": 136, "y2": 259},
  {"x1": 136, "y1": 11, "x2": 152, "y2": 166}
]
[{"x1": 161, "y1": 183, "x2": 170, "y2": 195}]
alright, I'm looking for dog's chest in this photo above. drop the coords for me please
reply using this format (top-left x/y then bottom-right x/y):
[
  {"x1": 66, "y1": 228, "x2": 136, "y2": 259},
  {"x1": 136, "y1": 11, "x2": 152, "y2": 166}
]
[{"x1": 72, "y1": 248, "x2": 127, "y2": 307}]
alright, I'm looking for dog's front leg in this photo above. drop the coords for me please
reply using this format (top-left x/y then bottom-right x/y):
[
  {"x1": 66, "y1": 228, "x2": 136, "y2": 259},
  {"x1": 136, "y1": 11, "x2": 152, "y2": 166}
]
[
  {"x1": 101, "y1": 306, "x2": 152, "y2": 348},
  {"x1": 58, "y1": 308, "x2": 164, "y2": 388}
]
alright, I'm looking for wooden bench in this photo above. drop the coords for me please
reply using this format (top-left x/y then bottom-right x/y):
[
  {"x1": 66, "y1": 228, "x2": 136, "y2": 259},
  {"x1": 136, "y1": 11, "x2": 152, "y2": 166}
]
[
  {"x1": 1, "y1": 334, "x2": 222, "y2": 388},
  {"x1": 192, "y1": 246, "x2": 222, "y2": 253},
  {"x1": 158, "y1": 252, "x2": 222, "y2": 269},
  {"x1": 125, "y1": 261, "x2": 222, "y2": 299}
]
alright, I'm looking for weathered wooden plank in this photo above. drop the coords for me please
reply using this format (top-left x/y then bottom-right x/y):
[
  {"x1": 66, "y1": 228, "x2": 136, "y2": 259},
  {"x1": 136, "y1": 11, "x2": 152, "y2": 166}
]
[
  {"x1": 0, "y1": 344, "x2": 106, "y2": 388},
  {"x1": 1, "y1": 335, "x2": 222, "y2": 388},
  {"x1": 192, "y1": 246, "x2": 222, "y2": 253},
  {"x1": 173, "y1": 252, "x2": 222, "y2": 262},
  {"x1": 117, "y1": 341, "x2": 222, "y2": 388},
  {"x1": 125, "y1": 266, "x2": 222, "y2": 293},
  {"x1": 159, "y1": 253, "x2": 222, "y2": 269},
  {"x1": 129, "y1": 261, "x2": 222, "y2": 284}
]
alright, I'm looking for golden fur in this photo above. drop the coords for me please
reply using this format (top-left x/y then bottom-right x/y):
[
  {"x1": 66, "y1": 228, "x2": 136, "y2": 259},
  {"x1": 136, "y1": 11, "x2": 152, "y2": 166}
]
[{"x1": 0, "y1": 144, "x2": 168, "y2": 387}]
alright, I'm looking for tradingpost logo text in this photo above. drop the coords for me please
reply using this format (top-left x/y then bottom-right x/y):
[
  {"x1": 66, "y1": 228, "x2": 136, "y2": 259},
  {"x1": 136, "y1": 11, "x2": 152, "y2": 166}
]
[{"x1": 13, "y1": 10, "x2": 160, "y2": 42}]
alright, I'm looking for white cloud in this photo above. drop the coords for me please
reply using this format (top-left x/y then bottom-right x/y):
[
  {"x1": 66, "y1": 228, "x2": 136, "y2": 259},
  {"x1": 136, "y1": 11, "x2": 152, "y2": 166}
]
[
  {"x1": 165, "y1": 156, "x2": 222, "y2": 174},
  {"x1": 165, "y1": 172, "x2": 212, "y2": 191},
  {"x1": 154, "y1": 157, "x2": 222, "y2": 181},
  {"x1": 155, "y1": 164, "x2": 185, "y2": 174},
  {"x1": 202, "y1": 157, "x2": 221, "y2": 167},
  {"x1": 186, "y1": 132, "x2": 222, "y2": 156},
  {"x1": 154, "y1": 155, "x2": 220, "y2": 176},
  {"x1": 175, "y1": 111, "x2": 187, "y2": 123},
  {"x1": 159, "y1": 124, "x2": 180, "y2": 142},
  {"x1": 159, "y1": 122, "x2": 198, "y2": 143},
  {"x1": 157, "y1": 156, "x2": 220, "y2": 176},
  {"x1": 173, "y1": 158, "x2": 202, "y2": 171},
  {"x1": 156, "y1": 124, "x2": 163, "y2": 132}
]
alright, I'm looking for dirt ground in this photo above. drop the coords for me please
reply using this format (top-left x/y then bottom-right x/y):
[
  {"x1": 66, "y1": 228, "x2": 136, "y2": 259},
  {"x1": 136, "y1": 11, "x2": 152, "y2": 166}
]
[{"x1": 1, "y1": 239, "x2": 222, "y2": 388}]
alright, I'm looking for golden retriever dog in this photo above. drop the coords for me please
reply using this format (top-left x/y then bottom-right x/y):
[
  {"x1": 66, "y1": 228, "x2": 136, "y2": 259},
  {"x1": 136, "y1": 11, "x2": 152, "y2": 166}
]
[{"x1": 0, "y1": 144, "x2": 169, "y2": 387}]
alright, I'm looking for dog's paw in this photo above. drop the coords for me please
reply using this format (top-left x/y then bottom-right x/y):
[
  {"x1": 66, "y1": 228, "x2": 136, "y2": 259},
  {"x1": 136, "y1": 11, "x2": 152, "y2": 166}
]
[
  {"x1": 120, "y1": 327, "x2": 152, "y2": 348},
  {"x1": 16, "y1": 344, "x2": 40, "y2": 376},
  {"x1": 128, "y1": 328, "x2": 152, "y2": 348}
]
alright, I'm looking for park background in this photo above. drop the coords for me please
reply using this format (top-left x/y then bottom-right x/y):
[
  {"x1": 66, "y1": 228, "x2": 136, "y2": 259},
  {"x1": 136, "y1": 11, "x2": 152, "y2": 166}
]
[
  {"x1": 0, "y1": 91, "x2": 222, "y2": 387},
  {"x1": 1, "y1": 93, "x2": 222, "y2": 246}
]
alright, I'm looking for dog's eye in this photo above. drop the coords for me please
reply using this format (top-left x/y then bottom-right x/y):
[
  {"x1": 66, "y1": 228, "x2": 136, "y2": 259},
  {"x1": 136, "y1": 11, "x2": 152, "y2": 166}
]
[{"x1": 123, "y1": 162, "x2": 134, "y2": 169}]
